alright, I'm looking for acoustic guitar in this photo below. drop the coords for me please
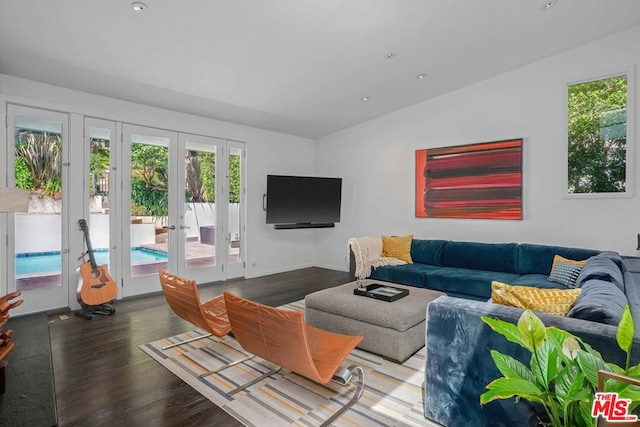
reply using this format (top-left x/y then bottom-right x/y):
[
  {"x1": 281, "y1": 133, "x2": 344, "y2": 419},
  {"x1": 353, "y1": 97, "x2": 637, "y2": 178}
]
[{"x1": 76, "y1": 219, "x2": 118, "y2": 306}]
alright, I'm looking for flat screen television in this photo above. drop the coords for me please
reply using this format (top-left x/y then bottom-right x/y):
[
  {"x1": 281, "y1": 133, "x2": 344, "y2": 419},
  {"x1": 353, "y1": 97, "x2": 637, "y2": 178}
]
[{"x1": 266, "y1": 175, "x2": 342, "y2": 229}]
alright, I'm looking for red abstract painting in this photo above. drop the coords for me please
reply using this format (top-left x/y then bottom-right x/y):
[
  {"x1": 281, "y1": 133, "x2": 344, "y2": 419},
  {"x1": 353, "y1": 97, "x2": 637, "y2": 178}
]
[{"x1": 415, "y1": 139, "x2": 522, "y2": 219}]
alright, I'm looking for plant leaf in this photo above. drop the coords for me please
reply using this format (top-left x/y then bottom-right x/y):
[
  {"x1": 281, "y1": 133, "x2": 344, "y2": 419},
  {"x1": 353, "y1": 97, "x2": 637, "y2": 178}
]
[
  {"x1": 556, "y1": 366, "x2": 589, "y2": 404},
  {"x1": 576, "y1": 350, "x2": 611, "y2": 387},
  {"x1": 490, "y1": 350, "x2": 535, "y2": 383},
  {"x1": 481, "y1": 316, "x2": 528, "y2": 349},
  {"x1": 480, "y1": 378, "x2": 544, "y2": 405},
  {"x1": 518, "y1": 310, "x2": 546, "y2": 351},
  {"x1": 617, "y1": 305, "x2": 634, "y2": 356},
  {"x1": 531, "y1": 340, "x2": 559, "y2": 388}
]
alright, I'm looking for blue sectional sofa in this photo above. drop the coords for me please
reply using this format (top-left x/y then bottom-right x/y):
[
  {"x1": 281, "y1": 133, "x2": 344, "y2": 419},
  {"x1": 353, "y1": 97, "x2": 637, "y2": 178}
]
[
  {"x1": 349, "y1": 238, "x2": 640, "y2": 426},
  {"x1": 365, "y1": 239, "x2": 600, "y2": 300}
]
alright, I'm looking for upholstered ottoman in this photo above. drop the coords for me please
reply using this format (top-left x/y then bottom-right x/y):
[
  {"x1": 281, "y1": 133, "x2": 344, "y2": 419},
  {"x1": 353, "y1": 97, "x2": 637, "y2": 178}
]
[{"x1": 305, "y1": 280, "x2": 444, "y2": 362}]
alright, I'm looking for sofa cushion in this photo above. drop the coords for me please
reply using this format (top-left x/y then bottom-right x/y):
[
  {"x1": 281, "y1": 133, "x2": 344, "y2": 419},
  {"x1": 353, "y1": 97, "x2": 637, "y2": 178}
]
[
  {"x1": 575, "y1": 255, "x2": 625, "y2": 293},
  {"x1": 424, "y1": 267, "x2": 521, "y2": 299},
  {"x1": 381, "y1": 235, "x2": 413, "y2": 263},
  {"x1": 491, "y1": 281, "x2": 581, "y2": 316},
  {"x1": 517, "y1": 243, "x2": 599, "y2": 275},
  {"x1": 369, "y1": 264, "x2": 435, "y2": 287},
  {"x1": 411, "y1": 239, "x2": 447, "y2": 266},
  {"x1": 441, "y1": 241, "x2": 518, "y2": 273},
  {"x1": 511, "y1": 274, "x2": 565, "y2": 289},
  {"x1": 548, "y1": 255, "x2": 587, "y2": 288},
  {"x1": 567, "y1": 279, "x2": 628, "y2": 325}
]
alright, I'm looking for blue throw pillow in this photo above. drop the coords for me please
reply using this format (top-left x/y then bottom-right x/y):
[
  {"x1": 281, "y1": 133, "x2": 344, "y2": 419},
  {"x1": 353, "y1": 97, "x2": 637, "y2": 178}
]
[{"x1": 567, "y1": 279, "x2": 628, "y2": 325}]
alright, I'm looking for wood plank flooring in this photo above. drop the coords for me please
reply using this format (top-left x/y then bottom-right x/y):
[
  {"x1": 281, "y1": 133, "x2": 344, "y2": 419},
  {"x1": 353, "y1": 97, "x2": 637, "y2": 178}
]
[{"x1": 48, "y1": 267, "x2": 351, "y2": 426}]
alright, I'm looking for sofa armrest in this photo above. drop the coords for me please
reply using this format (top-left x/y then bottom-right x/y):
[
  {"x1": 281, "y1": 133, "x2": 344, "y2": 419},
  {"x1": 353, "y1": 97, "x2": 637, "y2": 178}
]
[{"x1": 424, "y1": 296, "x2": 638, "y2": 427}]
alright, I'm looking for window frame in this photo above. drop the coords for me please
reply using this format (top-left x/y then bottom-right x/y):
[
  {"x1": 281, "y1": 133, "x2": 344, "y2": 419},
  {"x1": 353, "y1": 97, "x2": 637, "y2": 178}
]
[{"x1": 563, "y1": 67, "x2": 635, "y2": 199}]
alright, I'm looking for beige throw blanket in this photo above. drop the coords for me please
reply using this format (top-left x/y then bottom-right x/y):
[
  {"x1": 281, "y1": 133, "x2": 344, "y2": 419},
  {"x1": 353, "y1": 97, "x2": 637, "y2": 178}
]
[{"x1": 347, "y1": 236, "x2": 407, "y2": 279}]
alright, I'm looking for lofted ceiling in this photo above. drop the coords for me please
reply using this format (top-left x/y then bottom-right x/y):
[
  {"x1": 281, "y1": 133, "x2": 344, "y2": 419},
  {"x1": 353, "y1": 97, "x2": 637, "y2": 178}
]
[{"x1": 1, "y1": 1, "x2": 640, "y2": 139}]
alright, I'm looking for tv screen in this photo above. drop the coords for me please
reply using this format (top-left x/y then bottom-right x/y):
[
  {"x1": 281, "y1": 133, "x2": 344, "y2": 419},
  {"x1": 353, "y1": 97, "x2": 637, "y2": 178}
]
[{"x1": 266, "y1": 175, "x2": 342, "y2": 225}]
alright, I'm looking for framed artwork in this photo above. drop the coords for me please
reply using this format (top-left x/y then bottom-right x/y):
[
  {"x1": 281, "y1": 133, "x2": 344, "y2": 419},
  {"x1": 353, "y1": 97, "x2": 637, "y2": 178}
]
[{"x1": 415, "y1": 138, "x2": 522, "y2": 220}]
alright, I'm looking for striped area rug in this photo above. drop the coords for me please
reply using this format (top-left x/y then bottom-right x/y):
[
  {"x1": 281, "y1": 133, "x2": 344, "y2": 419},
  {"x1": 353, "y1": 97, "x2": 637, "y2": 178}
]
[{"x1": 140, "y1": 300, "x2": 432, "y2": 426}]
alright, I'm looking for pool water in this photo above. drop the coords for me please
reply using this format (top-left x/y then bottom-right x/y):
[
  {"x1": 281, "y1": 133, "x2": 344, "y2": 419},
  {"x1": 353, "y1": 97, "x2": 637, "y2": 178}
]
[{"x1": 15, "y1": 248, "x2": 168, "y2": 275}]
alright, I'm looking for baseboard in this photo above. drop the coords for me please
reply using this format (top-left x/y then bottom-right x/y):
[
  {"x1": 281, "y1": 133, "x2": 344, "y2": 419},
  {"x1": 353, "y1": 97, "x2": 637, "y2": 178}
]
[{"x1": 313, "y1": 263, "x2": 348, "y2": 272}]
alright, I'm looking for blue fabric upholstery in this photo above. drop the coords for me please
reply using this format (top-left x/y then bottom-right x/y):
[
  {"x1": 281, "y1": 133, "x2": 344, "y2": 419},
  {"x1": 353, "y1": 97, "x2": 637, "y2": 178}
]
[
  {"x1": 368, "y1": 264, "x2": 433, "y2": 287},
  {"x1": 410, "y1": 239, "x2": 446, "y2": 266},
  {"x1": 511, "y1": 274, "x2": 565, "y2": 289},
  {"x1": 516, "y1": 243, "x2": 598, "y2": 275},
  {"x1": 424, "y1": 267, "x2": 520, "y2": 299},
  {"x1": 425, "y1": 296, "x2": 640, "y2": 427},
  {"x1": 568, "y1": 279, "x2": 628, "y2": 325},
  {"x1": 442, "y1": 241, "x2": 518, "y2": 273},
  {"x1": 575, "y1": 254, "x2": 625, "y2": 292}
]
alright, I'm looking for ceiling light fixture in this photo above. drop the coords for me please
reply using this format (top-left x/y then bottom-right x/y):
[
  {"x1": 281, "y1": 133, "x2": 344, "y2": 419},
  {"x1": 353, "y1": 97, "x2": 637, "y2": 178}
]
[
  {"x1": 416, "y1": 73, "x2": 427, "y2": 80},
  {"x1": 131, "y1": 2, "x2": 148, "y2": 12},
  {"x1": 361, "y1": 97, "x2": 370, "y2": 102},
  {"x1": 540, "y1": 1, "x2": 555, "y2": 10},
  {"x1": 384, "y1": 52, "x2": 396, "y2": 60}
]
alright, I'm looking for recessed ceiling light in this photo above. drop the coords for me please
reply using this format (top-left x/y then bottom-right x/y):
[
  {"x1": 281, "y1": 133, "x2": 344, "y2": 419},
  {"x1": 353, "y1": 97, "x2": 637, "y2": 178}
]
[
  {"x1": 384, "y1": 52, "x2": 396, "y2": 60},
  {"x1": 416, "y1": 73, "x2": 427, "y2": 80},
  {"x1": 540, "y1": 1, "x2": 555, "y2": 10},
  {"x1": 131, "y1": 2, "x2": 148, "y2": 12},
  {"x1": 361, "y1": 97, "x2": 370, "y2": 102}
]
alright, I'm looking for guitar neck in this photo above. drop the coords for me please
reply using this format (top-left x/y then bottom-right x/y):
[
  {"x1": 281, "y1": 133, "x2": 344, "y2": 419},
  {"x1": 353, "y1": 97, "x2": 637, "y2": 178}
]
[{"x1": 82, "y1": 226, "x2": 98, "y2": 270}]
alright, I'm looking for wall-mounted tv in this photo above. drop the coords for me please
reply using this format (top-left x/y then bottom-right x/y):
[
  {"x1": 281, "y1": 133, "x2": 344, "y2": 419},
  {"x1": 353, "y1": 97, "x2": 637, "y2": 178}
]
[{"x1": 266, "y1": 175, "x2": 342, "y2": 229}]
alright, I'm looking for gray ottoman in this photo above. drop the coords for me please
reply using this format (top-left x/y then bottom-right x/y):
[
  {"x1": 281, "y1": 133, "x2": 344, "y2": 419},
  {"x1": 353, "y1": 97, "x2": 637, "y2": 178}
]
[{"x1": 305, "y1": 280, "x2": 444, "y2": 363}]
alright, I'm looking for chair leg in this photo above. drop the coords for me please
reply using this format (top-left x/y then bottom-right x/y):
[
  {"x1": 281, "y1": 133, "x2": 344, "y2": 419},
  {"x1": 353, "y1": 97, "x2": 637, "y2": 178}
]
[
  {"x1": 320, "y1": 365, "x2": 365, "y2": 427},
  {"x1": 161, "y1": 332, "x2": 212, "y2": 350},
  {"x1": 226, "y1": 366, "x2": 282, "y2": 397}
]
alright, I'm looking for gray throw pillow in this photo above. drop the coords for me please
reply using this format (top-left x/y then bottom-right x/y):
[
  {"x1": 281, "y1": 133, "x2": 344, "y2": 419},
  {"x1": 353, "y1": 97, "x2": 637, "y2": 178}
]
[
  {"x1": 567, "y1": 279, "x2": 627, "y2": 325},
  {"x1": 574, "y1": 256, "x2": 625, "y2": 292}
]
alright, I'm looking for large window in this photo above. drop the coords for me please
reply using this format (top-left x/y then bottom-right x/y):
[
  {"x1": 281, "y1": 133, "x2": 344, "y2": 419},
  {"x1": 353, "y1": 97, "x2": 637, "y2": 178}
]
[{"x1": 566, "y1": 72, "x2": 633, "y2": 197}]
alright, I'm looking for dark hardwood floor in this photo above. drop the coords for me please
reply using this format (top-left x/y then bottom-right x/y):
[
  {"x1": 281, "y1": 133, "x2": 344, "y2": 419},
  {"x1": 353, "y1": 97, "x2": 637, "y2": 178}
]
[{"x1": 48, "y1": 267, "x2": 351, "y2": 426}]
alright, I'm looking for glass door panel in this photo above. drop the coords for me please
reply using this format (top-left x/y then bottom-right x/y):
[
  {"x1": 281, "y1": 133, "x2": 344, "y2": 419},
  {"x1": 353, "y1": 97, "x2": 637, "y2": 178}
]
[
  {"x1": 225, "y1": 141, "x2": 245, "y2": 279},
  {"x1": 84, "y1": 118, "x2": 118, "y2": 298},
  {"x1": 5, "y1": 105, "x2": 69, "y2": 315},
  {"x1": 178, "y1": 134, "x2": 223, "y2": 283},
  {"x1": 122, "y1": 125, "x2": 176, "y2": 297}
]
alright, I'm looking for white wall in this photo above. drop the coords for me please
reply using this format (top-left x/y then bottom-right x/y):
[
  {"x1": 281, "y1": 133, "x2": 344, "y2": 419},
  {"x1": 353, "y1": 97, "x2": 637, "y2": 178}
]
[
  {"x1": 314, "y1": 25, "x2": 640, "y2": 270},
  {"x1": 0, "y1": 74, "x2": 316, "y2": 279}
]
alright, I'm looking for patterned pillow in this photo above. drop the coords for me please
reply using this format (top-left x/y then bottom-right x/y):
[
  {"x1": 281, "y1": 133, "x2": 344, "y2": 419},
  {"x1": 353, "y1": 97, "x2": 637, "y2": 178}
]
[
  {"x1": 491, "y1": 281, "x2": 581, "y2": 317},
  {"x1": 548, "y1": 255, "x2": 587, "y2": 288},
  {"x1": 381, "y1": 235, "x2": 413, "y2": 264}
]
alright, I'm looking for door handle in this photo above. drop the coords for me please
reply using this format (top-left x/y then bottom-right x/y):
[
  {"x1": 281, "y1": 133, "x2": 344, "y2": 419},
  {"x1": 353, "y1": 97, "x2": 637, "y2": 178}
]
[
  {"x1": 167, "y1": 225, "x2": 176, "y2": 230},
  {"x1": 179, "y1": 225, "x2": 190, "y2": 230}
]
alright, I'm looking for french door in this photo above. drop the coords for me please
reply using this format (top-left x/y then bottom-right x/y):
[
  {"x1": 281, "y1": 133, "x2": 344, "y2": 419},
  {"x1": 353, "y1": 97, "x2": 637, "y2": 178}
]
[
  {"x1": 3, "y1": 105, "x2": 71, "y2": 315},
  {"x1": 122, "y1": 125, "x2": 245, "y2": 297}
]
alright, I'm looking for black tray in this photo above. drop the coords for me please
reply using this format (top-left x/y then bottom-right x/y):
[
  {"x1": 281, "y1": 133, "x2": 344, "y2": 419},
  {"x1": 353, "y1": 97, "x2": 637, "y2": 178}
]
[{"x1": 353, "y1": 283, "x2": 409, "y2": 302}]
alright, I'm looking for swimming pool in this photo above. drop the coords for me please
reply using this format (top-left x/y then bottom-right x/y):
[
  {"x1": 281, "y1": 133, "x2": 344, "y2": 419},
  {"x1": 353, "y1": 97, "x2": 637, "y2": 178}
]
[{"x1": 15, "y1": 247, "x2": 168, "y2": 275}]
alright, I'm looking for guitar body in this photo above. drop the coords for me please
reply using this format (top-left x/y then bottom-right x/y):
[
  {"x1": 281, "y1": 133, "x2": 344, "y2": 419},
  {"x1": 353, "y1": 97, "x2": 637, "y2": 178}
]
[
  {"x1": 76, "y1": 262, "x2": 118, "y2": 306},
  {"x1": 76, "y1": 219, "x2": 118, "y2": 308}
]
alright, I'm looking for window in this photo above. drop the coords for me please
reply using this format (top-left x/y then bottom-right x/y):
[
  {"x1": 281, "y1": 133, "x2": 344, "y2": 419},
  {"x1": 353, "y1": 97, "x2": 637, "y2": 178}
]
[{"x1": 566, "y1": 72, "x2": 633, "y2": 197}]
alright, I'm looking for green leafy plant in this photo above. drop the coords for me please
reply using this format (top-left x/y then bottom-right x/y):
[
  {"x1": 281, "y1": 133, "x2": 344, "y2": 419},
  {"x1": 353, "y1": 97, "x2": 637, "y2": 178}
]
[
  {"x1": 15, "y1": 131, "x2": 62, "y2": 196},
  {"x1": 480, "y1": 307, "x2": 640, "y2": 426}
]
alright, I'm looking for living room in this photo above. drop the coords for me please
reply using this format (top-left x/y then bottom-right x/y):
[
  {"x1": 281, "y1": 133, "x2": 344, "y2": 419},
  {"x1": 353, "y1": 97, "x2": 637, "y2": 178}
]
[{"x1": 2, "y1": 1, "x2": 640, "y2": 426}]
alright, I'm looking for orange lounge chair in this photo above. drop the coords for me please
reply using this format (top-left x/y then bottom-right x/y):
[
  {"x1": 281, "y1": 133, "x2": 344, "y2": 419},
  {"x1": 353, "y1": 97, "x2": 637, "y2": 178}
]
[
  {"x1": 223, "y1": 291, "x2": 365, "y2": 426},
  {"x1": 158, "y1": 270, "x2": 254, "y2": 375}
]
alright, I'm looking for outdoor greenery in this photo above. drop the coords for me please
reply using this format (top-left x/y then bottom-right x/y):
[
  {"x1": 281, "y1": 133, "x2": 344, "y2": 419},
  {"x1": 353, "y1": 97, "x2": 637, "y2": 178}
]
[
  {"x1": 481, "y1": 307, "x2": 640, "y2": 426},
  {"x1": 130, "y1": 144, "x2": 169, "y2": 217},
  {"x1": 14, "y1": 133, "x2": 241, "y2": 214},
  {"x1": 14, "y1": 131, "x2": 62, "y2": 197},
  {"x1": 568, "y1": 75, "x2": 627, "y2": 193}
]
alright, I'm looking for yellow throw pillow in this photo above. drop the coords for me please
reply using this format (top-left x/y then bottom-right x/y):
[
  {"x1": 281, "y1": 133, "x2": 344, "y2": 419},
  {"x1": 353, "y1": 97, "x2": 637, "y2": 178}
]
[
  {"x1": 491, "y1": 281, "x2": 581, "y2": 317},
  {"x1": 381, "y1": 235, "x2": 413, "y2": 264}
]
